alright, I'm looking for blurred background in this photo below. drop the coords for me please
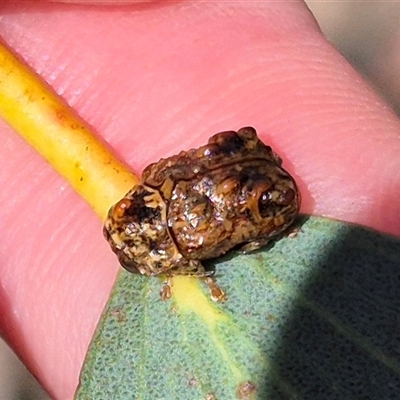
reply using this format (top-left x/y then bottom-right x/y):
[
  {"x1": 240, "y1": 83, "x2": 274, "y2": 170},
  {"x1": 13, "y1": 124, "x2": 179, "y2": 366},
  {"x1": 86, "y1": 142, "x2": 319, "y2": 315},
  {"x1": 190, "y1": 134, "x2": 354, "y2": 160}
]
[
  {"x1": 309, "y1": 2, "x2": 400, "y2": 115},
  {"x1": 1, "y1": 2, "x2": 400, "y2": 399}
]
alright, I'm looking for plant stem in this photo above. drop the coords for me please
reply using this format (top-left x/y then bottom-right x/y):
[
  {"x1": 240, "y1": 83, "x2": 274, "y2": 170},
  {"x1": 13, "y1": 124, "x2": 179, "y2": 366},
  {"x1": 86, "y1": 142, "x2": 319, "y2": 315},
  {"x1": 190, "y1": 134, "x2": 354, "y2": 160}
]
[
  {"x1": 0, "y1": 41, "x2": 138, "y2": 220},
  {"x1": 0, "y1": 41, "x2": 210, "y2": 308}
]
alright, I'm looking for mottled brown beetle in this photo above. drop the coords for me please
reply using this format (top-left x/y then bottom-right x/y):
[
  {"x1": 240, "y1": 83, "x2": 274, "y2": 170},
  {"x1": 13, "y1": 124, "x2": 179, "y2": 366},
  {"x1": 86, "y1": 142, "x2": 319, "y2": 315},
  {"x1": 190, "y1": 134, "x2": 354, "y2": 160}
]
[{"x1": 104, "y1": 127, "x2": 301, "y2": 300}]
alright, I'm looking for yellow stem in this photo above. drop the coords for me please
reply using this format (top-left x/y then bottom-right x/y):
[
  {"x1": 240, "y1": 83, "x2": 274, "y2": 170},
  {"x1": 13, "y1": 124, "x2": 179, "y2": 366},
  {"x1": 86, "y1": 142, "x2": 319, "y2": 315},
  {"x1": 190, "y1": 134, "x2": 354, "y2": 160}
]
[
  {"x1": 0, "y1": 40, "x2": 215, "y2": 313},
  {"x1": 0, "y1": 41, "x2": 138, "y2": 220}
]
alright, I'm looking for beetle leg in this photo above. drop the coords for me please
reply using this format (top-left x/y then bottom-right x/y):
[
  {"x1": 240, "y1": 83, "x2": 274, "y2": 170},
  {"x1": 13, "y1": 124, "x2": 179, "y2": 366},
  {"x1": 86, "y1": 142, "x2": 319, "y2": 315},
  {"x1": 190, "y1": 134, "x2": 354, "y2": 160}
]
[
  {"x1": 238, "y1": 237, "x2": 271, "y2": 254},
  {"x1": 159, "y1": 262, "x2": 226, "y2": 302},
  {"x1": 180, "y1": 262, "x2": 226, "y2": 301},
  {"x1": 204, "y1": 277, "x2": 227, "y2": 302},
  {"x1": 160, "y1": 277, "x2": 173, "y2": 301}
]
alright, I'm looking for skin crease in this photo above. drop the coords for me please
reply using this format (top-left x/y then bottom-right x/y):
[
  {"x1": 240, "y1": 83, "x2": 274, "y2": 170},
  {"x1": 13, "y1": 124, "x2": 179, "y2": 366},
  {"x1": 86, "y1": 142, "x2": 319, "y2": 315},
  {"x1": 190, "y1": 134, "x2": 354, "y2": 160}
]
[{"x1": 0, "y1": 1, "x2": 399, "y2": 398}]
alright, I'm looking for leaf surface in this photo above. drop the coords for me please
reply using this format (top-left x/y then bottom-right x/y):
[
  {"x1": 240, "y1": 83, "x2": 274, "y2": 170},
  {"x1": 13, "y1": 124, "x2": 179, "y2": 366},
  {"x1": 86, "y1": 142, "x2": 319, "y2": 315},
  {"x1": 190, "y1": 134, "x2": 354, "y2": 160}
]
[{"x1": 76, "y1": 216, "x2": 400, "y2": 399}]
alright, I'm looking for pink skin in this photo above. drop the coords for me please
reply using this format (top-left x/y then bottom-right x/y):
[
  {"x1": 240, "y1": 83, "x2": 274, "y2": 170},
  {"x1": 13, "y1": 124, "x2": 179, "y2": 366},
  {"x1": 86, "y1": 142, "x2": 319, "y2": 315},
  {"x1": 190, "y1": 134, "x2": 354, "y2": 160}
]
[{"x1": 0, "y1": 1, "x2": 399, "y2": 398}]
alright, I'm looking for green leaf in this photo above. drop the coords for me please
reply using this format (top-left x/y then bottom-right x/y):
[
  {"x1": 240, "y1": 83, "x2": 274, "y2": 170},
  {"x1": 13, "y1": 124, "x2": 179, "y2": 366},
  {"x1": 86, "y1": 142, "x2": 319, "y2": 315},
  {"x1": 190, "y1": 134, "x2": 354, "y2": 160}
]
[{"x1": 75, "y1": 216, "x2": 400, "y2": 399}]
